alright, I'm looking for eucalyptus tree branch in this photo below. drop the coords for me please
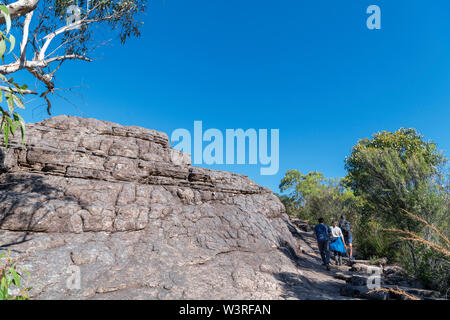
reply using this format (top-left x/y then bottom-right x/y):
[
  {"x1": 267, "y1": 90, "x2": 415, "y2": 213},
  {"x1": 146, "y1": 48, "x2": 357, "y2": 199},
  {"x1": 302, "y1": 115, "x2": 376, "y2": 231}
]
[
  {"x1": 0, "y1": 0, "x2": 40, "y2": 24},
  {"x1": 1, "y1": 0, "x2": 147, "y2": 115},
  {"x1": 19, "y1": 11, "x2": 33, "y2": 64},
  {"x1": 38, "y1": 13, "x2": 118, "y2": 60},
  {"x1": 0, "y1": 54, "x2": 92, "y2": 74}
]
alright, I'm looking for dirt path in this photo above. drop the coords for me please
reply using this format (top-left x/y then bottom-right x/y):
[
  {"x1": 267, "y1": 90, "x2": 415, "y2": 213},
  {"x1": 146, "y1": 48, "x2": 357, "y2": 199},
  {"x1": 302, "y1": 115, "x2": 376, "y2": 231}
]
[{"x1": 281, "y1": 220, "x2": 354, "y2": 300}]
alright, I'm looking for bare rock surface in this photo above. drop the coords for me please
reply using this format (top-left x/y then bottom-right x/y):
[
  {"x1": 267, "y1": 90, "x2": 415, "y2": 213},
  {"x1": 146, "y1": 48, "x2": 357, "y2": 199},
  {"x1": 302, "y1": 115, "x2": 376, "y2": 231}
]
[{"x1": 0, "y1": 116, "x2": 349, "y2": 300}]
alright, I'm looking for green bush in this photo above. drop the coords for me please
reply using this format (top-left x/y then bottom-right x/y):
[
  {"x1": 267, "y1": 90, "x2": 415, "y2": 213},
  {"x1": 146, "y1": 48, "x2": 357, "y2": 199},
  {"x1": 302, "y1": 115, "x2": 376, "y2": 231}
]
[
  {"x1": 411, "y1": 247, "x2": 450, "y2": 293},
  {"x1": 0, "y1": 251, "x2": 30, "y2": 300},
  {"x1": 354, "y1": 219, "x2": 400, "y2": 261},
  {"x1": 383, "y1": 209, "x2": 450, "y2": 293}
]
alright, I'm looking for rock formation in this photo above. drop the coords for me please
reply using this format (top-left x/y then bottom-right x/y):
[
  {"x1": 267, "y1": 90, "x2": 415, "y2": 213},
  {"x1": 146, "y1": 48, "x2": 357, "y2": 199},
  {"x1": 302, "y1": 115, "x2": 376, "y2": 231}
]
[{"x1": 0, "y1": 116, "x2": 346, "y2": 299}]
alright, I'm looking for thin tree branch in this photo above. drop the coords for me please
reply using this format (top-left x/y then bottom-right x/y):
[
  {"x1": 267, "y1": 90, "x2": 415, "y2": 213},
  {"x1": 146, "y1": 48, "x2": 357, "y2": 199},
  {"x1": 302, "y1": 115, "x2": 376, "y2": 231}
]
[{"x1": 0, "y1": 85, "x2": 38, "y2": 95}]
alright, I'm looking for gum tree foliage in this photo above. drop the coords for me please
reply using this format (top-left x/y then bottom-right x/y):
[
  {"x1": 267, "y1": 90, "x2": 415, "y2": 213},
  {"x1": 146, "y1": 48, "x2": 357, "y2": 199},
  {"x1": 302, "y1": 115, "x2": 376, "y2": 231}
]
[
  {"x1": 0, "y1": 4, "x2": 26, "y2": 148},
  {"x1": 344, "y1": 128, "x2": 447, "y2": 232},
  {"x1": 279, "y1": 170, "x2": 362, "y2": 224},
  {"x1": 0, "y1": 0, "x2": 148, "y2": 146},
  {"x1": 344, "y1": 128, "x2": 449, "y2": 288}
]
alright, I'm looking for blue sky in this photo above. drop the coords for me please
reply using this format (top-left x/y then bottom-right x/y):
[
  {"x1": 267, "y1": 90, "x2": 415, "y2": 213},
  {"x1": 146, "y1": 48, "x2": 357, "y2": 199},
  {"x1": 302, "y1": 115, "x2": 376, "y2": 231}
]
[{"x1": 19, "y1": 0, "x2": 450, "y2": 192}]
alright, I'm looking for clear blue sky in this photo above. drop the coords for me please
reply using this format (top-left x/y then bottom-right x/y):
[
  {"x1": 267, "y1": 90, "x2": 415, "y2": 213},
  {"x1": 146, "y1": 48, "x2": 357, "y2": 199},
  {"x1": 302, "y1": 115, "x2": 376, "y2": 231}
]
[{"x1": 19, "y1": 0, "x2": 450, "y2": 192}]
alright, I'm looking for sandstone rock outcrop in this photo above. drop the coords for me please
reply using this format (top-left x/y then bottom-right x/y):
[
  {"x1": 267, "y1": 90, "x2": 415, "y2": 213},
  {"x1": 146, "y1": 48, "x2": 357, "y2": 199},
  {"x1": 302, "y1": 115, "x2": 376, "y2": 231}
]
[{"x1": 0, "y1": 116, "x2": 346, "y2": 299}]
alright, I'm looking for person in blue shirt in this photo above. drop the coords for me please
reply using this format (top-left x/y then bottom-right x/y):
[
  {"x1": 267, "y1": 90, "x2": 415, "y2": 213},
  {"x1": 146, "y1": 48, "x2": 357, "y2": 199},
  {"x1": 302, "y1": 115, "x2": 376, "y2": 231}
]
[{"x1": 313, "y1": 217, "x2": 332, "y2": 270}]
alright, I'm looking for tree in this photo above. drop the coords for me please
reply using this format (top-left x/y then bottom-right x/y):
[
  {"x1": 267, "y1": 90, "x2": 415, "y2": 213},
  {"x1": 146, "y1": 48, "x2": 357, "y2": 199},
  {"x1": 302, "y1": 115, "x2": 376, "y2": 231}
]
[
  {"x1": 344, "y1": 128, "x2": 449, "y2": 283},
  {"x1": 344, "y1": 128, "x2": 446, "y2": 231},
  {"x1": 279, "y1": 170, "x2": 361, "y2": 224},
  {"x1": 0, "y1": 0, "x2": 148, "y2": 144}
]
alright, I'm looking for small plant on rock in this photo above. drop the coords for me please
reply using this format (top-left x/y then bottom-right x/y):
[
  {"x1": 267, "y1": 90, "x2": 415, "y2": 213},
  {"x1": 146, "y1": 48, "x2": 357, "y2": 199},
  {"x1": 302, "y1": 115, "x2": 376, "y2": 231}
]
[{"x1": 0, "y1": 251, "x2": 31, "y2": 300}]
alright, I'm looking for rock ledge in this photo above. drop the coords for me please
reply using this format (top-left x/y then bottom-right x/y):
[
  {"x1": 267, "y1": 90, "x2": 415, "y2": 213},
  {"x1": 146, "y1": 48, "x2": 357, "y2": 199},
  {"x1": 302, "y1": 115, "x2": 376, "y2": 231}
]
[{"x1": 0, "y1": 116, "x2": 300, "y2": 299}]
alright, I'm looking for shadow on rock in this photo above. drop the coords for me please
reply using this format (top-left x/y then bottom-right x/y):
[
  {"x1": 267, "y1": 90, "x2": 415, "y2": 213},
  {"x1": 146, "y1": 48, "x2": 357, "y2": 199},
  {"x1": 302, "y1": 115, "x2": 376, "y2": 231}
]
[{"x1": 0, "y1": 173, "x2": 67, "y2": 249}]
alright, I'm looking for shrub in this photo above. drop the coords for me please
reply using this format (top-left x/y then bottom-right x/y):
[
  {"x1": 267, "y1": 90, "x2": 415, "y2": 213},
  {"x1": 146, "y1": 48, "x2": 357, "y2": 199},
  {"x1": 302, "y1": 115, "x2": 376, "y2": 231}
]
[
  {"x1": 0, "y1": 251, "x2": 31, "y2": 300},
  {"x1": 354, "y1": 219, "x2": 400, "y2": 261},
  {"x1": 384, "y1": 210, "x2": 450, "y2": 293}
]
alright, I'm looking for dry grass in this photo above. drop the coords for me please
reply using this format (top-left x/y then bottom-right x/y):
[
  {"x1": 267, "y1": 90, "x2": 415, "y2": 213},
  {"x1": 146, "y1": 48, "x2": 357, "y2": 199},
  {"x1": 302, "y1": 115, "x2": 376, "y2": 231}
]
[
  {"x1": 383, "y1": 209, "x2": 450, "y2": 258},
  {"x1": 400, "y1": 209, "x2": 450, "y2": 246},
  {"x1": 384, "y1": 228, "x2": 450, "y2": 257},
  {"x1": 367, "y1": 287, "x2": 420, "y2": 300}
]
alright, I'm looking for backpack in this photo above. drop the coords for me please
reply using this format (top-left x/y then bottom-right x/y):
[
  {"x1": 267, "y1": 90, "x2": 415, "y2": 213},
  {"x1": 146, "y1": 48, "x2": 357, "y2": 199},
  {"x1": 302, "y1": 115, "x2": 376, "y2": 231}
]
[{"x1": 340, "y1": 221, "x2": 351, "y2": 237}]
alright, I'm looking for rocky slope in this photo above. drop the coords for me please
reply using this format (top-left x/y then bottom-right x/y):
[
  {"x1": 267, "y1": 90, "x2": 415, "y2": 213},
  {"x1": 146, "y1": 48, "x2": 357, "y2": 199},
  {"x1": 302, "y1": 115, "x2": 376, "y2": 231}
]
[{"x1": 0, "y1": 116, "x2": 347, "y2": 299}]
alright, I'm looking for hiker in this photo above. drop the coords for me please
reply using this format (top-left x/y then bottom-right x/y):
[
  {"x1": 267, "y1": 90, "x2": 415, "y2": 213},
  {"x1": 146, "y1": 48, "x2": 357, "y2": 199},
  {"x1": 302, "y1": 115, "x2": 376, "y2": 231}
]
[
  {"x1": 329, "y1": 220, "x2": 347, "y2": 265},
  {"x1": 313, "y1": 217, "x2": 331, "y2": 270},
  {"x1": 339, "y1": 215, "x2": 354, "y2": 259}
]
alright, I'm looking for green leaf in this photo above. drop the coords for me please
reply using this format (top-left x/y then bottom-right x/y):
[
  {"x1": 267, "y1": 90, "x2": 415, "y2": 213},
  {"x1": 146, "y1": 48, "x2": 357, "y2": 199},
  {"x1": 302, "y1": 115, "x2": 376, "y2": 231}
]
[
  {"x1": 5, "y1": 93, "x2": 14, "y2": 113},
  {"x1": 14, "y1": 113, "x2": 26, "y2": 145},
  {"x1": 12, "y1": 94, "x2": 24, "y2": 109},
  {"x1": 1, "y1": 276, "x2": 6, "y2": 290},
  {"x1": 23, "y1": 267, "x2": 30, "y2": 279},
  {"x1": 0, "y1": 40, "x2": 6, "y2": 60},
  {"x1": 5, "y1": 116, "x2": 13, "y2": 135},
  {"x1": 3, "y1": 124, "x2": 9, "y2": 148},
  {"x1": 10, "y1": 119, "x2": 18, "y2": 136},
  {"x1": 8, "y1": 34, "x2": 15, "y2": 53},
  {"x1": 12, "y1": 271, "x2": 20, "y2": 287},
  {"x1": 0, "y1": 5, "x2": 11, "y2": 34}
]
